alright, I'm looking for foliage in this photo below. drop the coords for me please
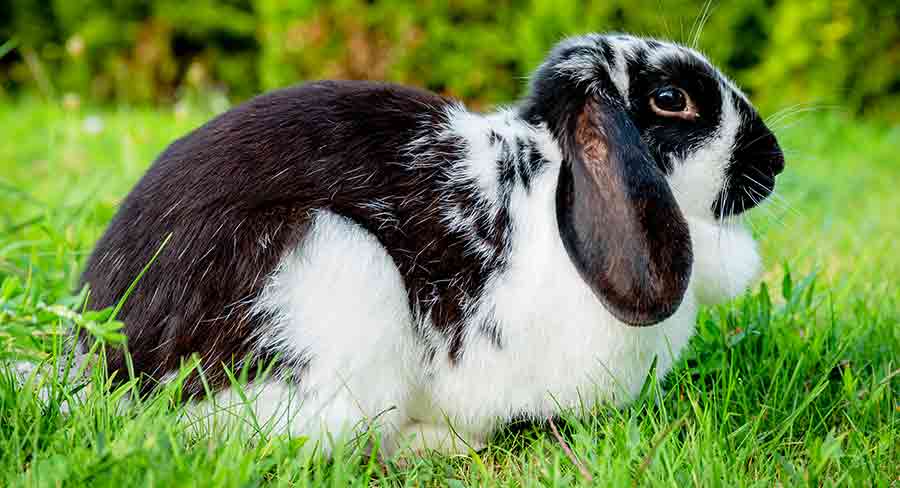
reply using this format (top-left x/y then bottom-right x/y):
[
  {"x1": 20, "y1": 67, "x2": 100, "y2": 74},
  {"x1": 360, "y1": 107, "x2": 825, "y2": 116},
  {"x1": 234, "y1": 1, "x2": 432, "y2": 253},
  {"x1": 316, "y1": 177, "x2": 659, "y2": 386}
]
[
  {"x1": 0, "y1": 97, "x2": 897, "y2": 486},
  {"x1": 1, "y1": 0, "x2": 898, "y2": 118}
]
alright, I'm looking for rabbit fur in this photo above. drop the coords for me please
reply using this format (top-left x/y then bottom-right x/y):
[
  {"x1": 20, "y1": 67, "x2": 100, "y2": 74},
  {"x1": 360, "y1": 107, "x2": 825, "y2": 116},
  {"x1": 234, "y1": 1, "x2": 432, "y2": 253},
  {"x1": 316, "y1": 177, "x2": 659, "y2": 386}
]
[{"x1": 76, "y1": 33, "x2": 785, "y2": 456}]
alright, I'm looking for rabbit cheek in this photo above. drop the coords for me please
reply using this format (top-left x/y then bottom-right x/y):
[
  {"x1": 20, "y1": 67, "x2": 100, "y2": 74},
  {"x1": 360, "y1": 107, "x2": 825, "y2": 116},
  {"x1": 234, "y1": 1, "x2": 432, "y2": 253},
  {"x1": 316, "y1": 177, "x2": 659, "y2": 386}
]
[
  {"x1": 666, "y1": 90, "x2": 743, "y2": 220},
  {"x1": 713, "y1": 106, "x2": 785, "y2": 218}
]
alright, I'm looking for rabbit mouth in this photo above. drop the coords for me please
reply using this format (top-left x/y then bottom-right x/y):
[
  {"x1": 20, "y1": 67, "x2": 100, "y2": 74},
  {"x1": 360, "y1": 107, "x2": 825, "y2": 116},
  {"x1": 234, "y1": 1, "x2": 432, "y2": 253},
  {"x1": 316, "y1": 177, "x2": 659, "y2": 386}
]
[
  {"x1": 712, "y1": 171, "x2": 778, "y2": 218},
  {"x1": 713, "y1": 122, "x2": 785, "y2": 218}
]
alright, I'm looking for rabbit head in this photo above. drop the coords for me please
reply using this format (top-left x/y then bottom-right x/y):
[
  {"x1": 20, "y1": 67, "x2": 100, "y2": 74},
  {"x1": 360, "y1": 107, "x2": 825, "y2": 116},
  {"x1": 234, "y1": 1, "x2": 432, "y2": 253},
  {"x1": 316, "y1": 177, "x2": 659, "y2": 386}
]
[{"x1": 519, "y1": 34, "x2": 784, "y2": 326}]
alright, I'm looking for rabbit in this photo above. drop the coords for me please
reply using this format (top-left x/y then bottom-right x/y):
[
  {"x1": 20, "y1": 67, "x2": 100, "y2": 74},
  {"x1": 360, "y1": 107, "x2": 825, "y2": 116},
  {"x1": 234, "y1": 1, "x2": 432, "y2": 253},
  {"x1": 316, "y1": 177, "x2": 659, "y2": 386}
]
[{"x1": 78, "y1": 33, "x2": 784, "y2": 456}]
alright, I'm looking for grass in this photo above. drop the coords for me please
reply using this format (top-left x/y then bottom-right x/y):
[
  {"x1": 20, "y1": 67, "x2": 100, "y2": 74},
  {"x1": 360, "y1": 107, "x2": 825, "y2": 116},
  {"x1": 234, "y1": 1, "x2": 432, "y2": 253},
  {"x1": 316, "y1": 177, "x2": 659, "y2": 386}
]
[{"x1": 1, "y1": 97, "x2": 898, "y2": 487}]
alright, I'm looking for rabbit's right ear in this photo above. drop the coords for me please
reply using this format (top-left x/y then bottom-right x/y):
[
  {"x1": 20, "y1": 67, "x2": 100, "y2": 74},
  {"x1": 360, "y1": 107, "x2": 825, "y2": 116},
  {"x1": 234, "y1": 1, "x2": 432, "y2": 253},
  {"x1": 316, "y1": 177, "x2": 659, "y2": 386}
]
[{"x1": 555, "y1": 95, "x2": 693, "y2": 326}]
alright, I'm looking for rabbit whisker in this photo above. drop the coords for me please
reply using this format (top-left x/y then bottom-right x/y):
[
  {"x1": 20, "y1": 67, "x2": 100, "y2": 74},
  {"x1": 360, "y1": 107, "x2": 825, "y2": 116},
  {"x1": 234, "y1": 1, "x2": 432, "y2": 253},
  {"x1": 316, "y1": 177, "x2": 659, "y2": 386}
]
[
  {"x1": 744, "y1": 167, "x2": 800, "y2": 217},
  {"x1": 689, "y1": 0, "x2": 715, "y2": 49},
  {"x1": 745, "y1": 185, "x2": 787, "y2": 229}
]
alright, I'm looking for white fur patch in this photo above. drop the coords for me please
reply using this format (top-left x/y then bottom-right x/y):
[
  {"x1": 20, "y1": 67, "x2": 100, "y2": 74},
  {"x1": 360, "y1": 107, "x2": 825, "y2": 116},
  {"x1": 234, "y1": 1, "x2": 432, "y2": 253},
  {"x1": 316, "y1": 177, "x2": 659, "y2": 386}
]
[
  {"x1": 241, "y1": 211, "x2": 420, "y2": 453},
  {"x1": 12, "y1": 340, "x2": 91, "y2": 415},
  {"x1": 610, "y1": 41, "x2": 634, "y2": 101}
]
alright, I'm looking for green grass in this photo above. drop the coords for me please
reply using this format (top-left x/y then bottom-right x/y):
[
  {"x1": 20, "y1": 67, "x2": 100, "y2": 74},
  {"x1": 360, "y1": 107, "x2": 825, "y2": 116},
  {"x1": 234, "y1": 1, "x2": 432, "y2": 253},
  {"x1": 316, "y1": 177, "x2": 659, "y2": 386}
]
[{"x1": 1, "y1": 97, "x2": 898, "y2": 487}]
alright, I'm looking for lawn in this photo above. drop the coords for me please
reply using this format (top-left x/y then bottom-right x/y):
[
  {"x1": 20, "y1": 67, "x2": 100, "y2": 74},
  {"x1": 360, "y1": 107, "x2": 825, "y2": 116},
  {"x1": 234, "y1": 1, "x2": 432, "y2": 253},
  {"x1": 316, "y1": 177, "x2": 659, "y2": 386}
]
[{"x1": 0, "y1": 98, "x2": 897, "y2": 487}]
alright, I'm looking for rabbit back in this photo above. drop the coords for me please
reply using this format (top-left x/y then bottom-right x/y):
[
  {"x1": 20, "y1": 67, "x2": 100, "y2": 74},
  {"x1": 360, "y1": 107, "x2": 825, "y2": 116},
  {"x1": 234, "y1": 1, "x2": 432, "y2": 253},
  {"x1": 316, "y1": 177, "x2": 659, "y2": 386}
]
[{"x1": 79, "y1": 81, "x2": 483, "y2": 393}]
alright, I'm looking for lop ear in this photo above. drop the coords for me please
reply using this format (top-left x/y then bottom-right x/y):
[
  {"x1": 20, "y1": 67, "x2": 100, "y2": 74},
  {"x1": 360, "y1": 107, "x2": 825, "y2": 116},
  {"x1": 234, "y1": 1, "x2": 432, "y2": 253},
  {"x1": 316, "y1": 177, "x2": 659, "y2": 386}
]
[{"x1": 556, "y1": 95, "x2": 693, "y2": 326}]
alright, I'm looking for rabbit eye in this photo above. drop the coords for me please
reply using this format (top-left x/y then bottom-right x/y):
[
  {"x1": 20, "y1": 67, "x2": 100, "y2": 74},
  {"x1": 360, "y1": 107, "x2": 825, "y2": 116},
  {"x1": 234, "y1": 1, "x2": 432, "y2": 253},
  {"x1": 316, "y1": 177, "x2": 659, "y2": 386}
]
[{"x1": 650, "y1": 87, "x2": 699, "y2": 120}]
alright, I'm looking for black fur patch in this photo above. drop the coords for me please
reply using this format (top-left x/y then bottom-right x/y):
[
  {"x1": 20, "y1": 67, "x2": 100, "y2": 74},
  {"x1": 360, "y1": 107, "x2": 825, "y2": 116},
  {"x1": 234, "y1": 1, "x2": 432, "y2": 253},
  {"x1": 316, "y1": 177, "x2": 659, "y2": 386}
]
[{"x1": 80, "y1": 81, "x2": 515, "y2": 394}]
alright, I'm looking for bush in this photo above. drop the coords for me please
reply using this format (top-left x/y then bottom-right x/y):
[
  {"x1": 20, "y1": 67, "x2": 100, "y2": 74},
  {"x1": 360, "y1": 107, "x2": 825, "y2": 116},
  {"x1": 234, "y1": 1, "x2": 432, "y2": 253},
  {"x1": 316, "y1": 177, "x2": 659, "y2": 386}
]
[{"x1": 1, "y1": 0, "x2": 897, "y2": 119}]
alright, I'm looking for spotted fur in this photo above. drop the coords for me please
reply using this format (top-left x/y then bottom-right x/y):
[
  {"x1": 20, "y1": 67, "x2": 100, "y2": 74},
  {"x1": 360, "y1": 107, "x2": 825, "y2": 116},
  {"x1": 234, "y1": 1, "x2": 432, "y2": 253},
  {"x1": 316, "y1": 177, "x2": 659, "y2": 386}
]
[{"x1": 78, "y1": 34, "x2": 784, "y2": 455}]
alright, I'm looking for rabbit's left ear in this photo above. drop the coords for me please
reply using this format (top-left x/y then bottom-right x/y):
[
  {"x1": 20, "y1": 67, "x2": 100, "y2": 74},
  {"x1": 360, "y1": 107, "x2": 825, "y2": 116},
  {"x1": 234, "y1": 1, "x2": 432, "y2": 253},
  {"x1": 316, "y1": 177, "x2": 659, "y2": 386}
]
[{"x1": 556, "y1": 95, "x2": 693, "y2": 326}]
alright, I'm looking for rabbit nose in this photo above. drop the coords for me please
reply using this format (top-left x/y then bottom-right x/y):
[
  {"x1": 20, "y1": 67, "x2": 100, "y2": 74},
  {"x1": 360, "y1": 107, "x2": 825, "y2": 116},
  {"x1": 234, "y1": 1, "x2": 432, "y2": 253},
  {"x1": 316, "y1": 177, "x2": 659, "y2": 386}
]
[
  {"x1": 744, "y1": 128, "x2": 784, "y2": 177},
  {"x1": 771, "y1": 144, "x2": 785, "y2": 176}
]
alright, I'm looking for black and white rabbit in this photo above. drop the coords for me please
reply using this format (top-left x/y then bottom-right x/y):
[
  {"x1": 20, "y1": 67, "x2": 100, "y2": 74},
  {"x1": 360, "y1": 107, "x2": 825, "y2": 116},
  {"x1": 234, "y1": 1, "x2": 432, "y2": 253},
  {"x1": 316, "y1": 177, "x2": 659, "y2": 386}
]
[{"x1": 78, "y1": 33, "x2": 784, "y2": 455}]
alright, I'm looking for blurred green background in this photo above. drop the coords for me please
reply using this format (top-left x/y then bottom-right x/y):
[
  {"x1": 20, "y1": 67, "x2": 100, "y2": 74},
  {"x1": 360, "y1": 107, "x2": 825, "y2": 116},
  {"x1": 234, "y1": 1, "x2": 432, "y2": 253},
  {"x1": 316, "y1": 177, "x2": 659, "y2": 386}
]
[
  {"x1": 1, "y1": 0, "x2": 898, "y2": 119},
  {"x1": 1, "y1": 4, "x2": 899, "y2": 485}
]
